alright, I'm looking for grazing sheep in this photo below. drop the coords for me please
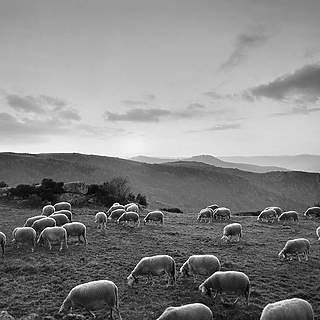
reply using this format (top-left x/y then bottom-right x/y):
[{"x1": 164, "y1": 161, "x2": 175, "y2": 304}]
[
  {"x1": 50, "y1": 213, "x2": 70, "y2": 226},
  {"x1": 278, "y1": 211, "x2": 299, "y2": 222},
  {"x1": 197, "y1": 208, "x2": 214, "y2": 223},
  {"x1": 221, "y1": 223, "x2": 242, "y2": 243},
  {"x1": 31, "y1": 217, "x2": 56, "y2": 235},
  {"x1": 63, "y1": 222, "x2": 87, "y2": 245},
  {"x1": 95, "y1": 211, "x2": 108, "y2": 229},
  {"x1": 12, "y1": 227, "x2": 36, "y2": 252},
  {"x1": 53, "y1": 209, "x2": 72, "y2": 222},
  {"x1": 117, "y1": 211, "x2": 140, "y2": 227},
  {"x1": 213, "y1": 207, "x2": 231, "y2": 220},
  {"x1": 0, "y1": 231, "x2": 6, "y2": 257},
  {"x1": 278, "y1": 238, "x2": 310, "y2": 262},
  {"x1": 144, "y1": 211, "x2": 164, "y2": 225},
  {"x1": 127, "y1": 255, "x2": 176, "y2": 287},
  {"x1": 304, "y1": 206, "x2": 320, "y2": 219},
  {"x1": 125, "y1": 203, "x2": 139, "y2": 213},
  {"x1": 59, "y1": 280, "x2": 122, "y2": 320},
  {"x1": 108, "y1": 209, "x2": 126, "y2": 222},
  {"x1": 207, "y1": 204, "x2": 219, "y2": 211},
  {"x1": 180, "y1": 255, "x2": 221, "y2": 281},
  {"x1": 265, "y1": 206, "x2": 283, "y2": 216},
  {"x1": 156, "y1": 303, "x2": 213, "y2": 320},
  {"x1": 24, "y1": 215, "x2": 46, "y2": 227},
  {"x1": 199, "y1": 271, "x2": 250, "y2": 305},
  {"x1": 42, "y1": 204, "x2": 55, "y2": 216},
  {"x1": 38, "y1": 226, "x2": 68, "y2": 251},
  {"x1": 260, "y1": 298, "x2": 314, "y2": 320},
  {"x1": 316, "y1": 226, "x2": 320, "y2": 240},
  {"x1": 54, "y1": 201, "x2": 71, "y2": 212},
  {"x1": 257, "y1": 209, "x2": 278, "y2": 223},
  {"x1": 107, "y1": 203, "x2": 125, "y2": 215}
]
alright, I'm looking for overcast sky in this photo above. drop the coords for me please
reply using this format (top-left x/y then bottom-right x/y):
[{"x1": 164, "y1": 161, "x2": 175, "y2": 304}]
[{"x1": 0, "y1": 0, "x2": 319, "y2": 158}]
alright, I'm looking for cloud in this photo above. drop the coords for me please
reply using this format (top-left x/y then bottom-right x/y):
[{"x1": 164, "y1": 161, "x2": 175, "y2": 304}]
[
  {"x1": 105, "y1": 108, "x2": 171, "y2": 122},
  {"x1": 6, "y1": 94, "x2": 45, "y2": 114},
  {"x1": 121, "y1": 100, "x2": 148, "y2": 107},
  {"x1": 219, "y1": 27, "x2": 269, "y2": 70},
  {"x1": 187, "y1": 123, "x2": 241, "y2": 133},
  {"x1": 272, "y1": 105, "x2": 320, "y2": 117},
  {"x1": 187, "y1": 103, "x2": 206, "y2": 110}
]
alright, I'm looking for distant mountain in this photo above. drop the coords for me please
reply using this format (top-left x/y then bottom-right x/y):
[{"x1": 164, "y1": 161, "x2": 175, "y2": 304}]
[
  {"x1": 0, "y1": 152, "x2": 319, "y2": 212},
  {"x1": 221, "y1": 155, "x2": 320, "y2": 172},
  {"x1": 131, "y1": 154, "x2": 287, "y2": 173}
]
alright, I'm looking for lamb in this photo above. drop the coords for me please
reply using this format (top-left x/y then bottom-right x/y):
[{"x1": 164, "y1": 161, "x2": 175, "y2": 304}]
[
  {"x1": 63, "y1": 222, "x2": 87, "y2": 245},
  {"x1": 316, "y1": 226, "x2": 320, "y2": 240},
  {"x1": 37, "y1": 226, "x2": 68, "y2": 251},
  {"x1": 117, "y1": 211, "x2": 140, "y2": 227},
  {"x1": 59, "y1": 280, "x2": 122, "y2": 320},
  {"x1": 107, "y1": 203, "x2": 125, "y2": 215},
  {"x1": 179, "y1": 255, "x2": 221, "y2": 282},
  {"x1": 95, "y1": 212, "x2": 108, "y2": 229},
  {"x1": 156, "y1": 303, "x2": 213, "y2": 320},
  {"x1": 0, "y1": 231, "x2": 6, "y2": 257},
  {"x1": 54, "y1": 201, "x2": 71, "y2": 212},
  {"x1": 127, "y1": 255, "x2": 176, "y2": 287},
  {"x1": 12, "y1": 227, "x2": 37, "y2": 252},
  {"x1": 31, "y1": 217, "x2": 56, "y2": 235},
  {"x1": 143, "y1": 211, "x2": 164, "y2": 225},
  {"x1": 265, "y1": 206, "x2": 283, "y2": 216},
  {"x1": 52, "y1": 209, "x2": 72, "y2": 222},
  {"x1": 42, "y1": 204, "x2": 55, "y2": 216},
  {"x1": 257, "y1": 209, "x2": 278, "y2": 223},
  {"x1": 24, "y1": 215, "x2": 46, "y2": 227},
  {"x1": 260, "y1": 298, "x2": 314, "y2": 320},
  {"x1": 125, "y1": 203, "x2": 139, "y2": 213},
  {"x1": 278, "y1": 238, "x2": 310, "y2": 262},
  {"x1": 108, "y1": 209, "x2": 126, "y2": 222},
  {"x1": 304, "y1": 206, "x2": 320, "y2": 219},
  {"x1": 199, "y1": 271, "x2": 250, "y2": 305},
  {"x1": 278, "y1": 211, "x2": 299, "y2": 222},
  {"x1": 50, "y1": 213, "x2": 70, "y2": 226},
  {"x1": 197, "y1": 208, "x2": 214, "y2": 223},
  {"x1": 221, "y1": 223, "x2": 242, "y2": 243},
  {"x1": 213, "y1": 207, "x2": 231, "y2": 220}
]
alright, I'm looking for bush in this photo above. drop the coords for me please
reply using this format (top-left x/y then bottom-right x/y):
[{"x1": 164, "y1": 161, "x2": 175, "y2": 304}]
[
  {"x1": 136, "y1": 193, "x2": 147, "y2": 206},
  {"x1": 36, "y1": 178, "x2": 64, "y2": 202},
  {"x1": 160, "y1": 207, "x2": 183, "y2": 213},
  {"x1": 10, "y1": 184, "x2": 37, "y2": 199},
  {"x1": 0, "y1": 181, "x2": 8, "y2": 188}
]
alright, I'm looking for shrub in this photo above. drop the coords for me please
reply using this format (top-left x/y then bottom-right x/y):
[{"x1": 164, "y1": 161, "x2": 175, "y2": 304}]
[
  {"x1": 160, "y1": 207, "x2": 183, "y2": 213},
  {"x1": 10, "y1": 184, "x2": 37, "y2": 199},
  {"x1": 136, "y1": 193, "x2": 147, "y2": 206},
  {"x1": 36, "y1": 178, "x2": 64, "y2": 202},
  {"x1": 0, "y1": 181, "x2": 8, "y2": 188}
]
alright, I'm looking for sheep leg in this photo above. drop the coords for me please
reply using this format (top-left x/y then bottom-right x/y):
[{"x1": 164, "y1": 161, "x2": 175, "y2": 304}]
[
  {"x1": 48, "y1": 241, "x2": 52, "y2": 251},
  {"x1": 305, "y1": 252, "x2": 308, "y2": 261},
  {"x1": 86, "y1": 309, "x2": 96, "y2": 318},
  {"x1": 233, "y1": 296, "x2": 240, "y2": 304},
  {"x1": 297, "y1": 254, "x2": 301, "y2": 262},
  {"x1": 59, "y1": 241, "x2": 64, "y2": 251}
]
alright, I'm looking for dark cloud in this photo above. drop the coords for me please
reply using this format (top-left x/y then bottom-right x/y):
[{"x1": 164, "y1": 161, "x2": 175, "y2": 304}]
[
  {"x1": 187, "y1": 103, "x2": 206, "y2": 110},
  {"x1": 272, "y1": 105, "x2": 320, "y2": 117},
  {"x1": 105, "y1": 108, "x2": 171, "y2": 122},
  {"x1": 187, "y1": 123, "x2": 241, "y2": 133},
  {"x1": 121, "y1": 100, "x2": 148, "y2": 106},
  {"x1": 6, "y1": 94, "x2": 44, "y2": 114},
  {"x1": 203, "y1": 91, "x2": 224, "y2": 100},
  {"x1": 39, "y1": 95, "x2": 67, "y2": 107}
]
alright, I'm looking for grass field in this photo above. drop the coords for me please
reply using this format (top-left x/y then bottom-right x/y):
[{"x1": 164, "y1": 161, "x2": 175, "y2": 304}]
[{"x1": 0, "y1": 203, "x2": 319, "y2": 320}]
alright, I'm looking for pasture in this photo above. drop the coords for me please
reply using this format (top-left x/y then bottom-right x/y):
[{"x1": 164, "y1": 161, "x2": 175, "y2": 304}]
[{"x1": 0, "y1": 203, "x2": 319, "y2": 320}]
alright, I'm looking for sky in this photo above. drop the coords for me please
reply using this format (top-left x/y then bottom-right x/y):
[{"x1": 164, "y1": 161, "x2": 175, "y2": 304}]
[{"x1": 0, "y1": 0, "x2": 320, "y2": 158}]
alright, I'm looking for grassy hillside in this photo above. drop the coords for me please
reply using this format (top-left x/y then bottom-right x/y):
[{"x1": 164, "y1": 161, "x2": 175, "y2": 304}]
[{"x1": 0, "y1": 204, "x2": 319, "y2": 319}]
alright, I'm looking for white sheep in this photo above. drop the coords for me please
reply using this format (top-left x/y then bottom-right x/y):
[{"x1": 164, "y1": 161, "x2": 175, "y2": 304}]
[
  {"x1": 95, "y1": 211, "x2": 107, "y2": 229},
  {"x1": 197, "y1": 208, "x2": 214, "y2": 223},
  {"x1": 59, "y1": 280, "x2": 122, "y2": 320},
  {"x1": 127, "y1": 255, "x2": 176, "y2": 287},
  {"x1": 24, "y1": 215, "x2": 46, "y2": 227},
  {"x1": 257, "y1": 209, "x2": 278, "y2": 223},
  {"x1": 37, "y1": 226, "x2": 68, "y2": 251},
  {"x1": 213, "y1": 207, "x2": 231, "y2": 220},
  {"x1": 304, "y1": 206, "x2": 320, "y2": 219},
  {"x1": 42, "y1": 204, "x2": 55, "y2": 216},
  {"x1": 199, "y1": 271, "x2": 250, "y2": 305},
  {"x1": 265, "y1": 206, "x2": 283, "y2": 216},
  {"x1": 54, "y1": 201, "x2": 71, "y2": 212},
  {"x1": 12, "y1": 227, "x2": 37, "y2": 252},
  {"x1": 117, "y1": 211, "x2": 140, "y2": 227},
  {"x1": 124, "y1": 202, "x2": 134, "y2": 210},
  {"x1": 31, "y1": 217, "x2": 56, "y2": 235},
  {"x1": 53, "y1": 209, "x2": 72, "y2": 222},
  {"x1": 278, "y1": 238, "x2": 310, "y2": 262},
  {"x1": 156, "y1": 303, "x2": 213, "y2": 320},
  {"x1": 143, "y1": 211, "x2": 164, "y2": 225},
  {"x1": 221, "y1": 223, "x2": 242, "y2": 243},
  {"x1": 125, "y1": 203, "x2": 139, "y2": 213},
  {"x1": 207, "y1": 204, "x2": 219, "y2": 211},
  {"x1": 278, "y1": 211, "x2": 299, "y2": 222},
  {"x1": 179, "y1": 255, "x2": 221, "y2": 282},
  {"x1": 50, "y1": 213, "x2": 70, "y2": 226},
  {"x1": 0, "y1": 231, "x2": 6, "y2": 257},
  {"x1": 316, "y1": 226, "x2": 320, "y2": 240},
  {"x1": 63, "y1": 222, "x2": 87, "y2": 245},
  {"x1": 108, "y1": 209, "x2": 126, "y2": 222},
  {"x1": 107, "y1": 203, "x2": 125, "y2": 215},
  {"x1": 260, "y1": 298, "x2": 314, "y2": 320}
]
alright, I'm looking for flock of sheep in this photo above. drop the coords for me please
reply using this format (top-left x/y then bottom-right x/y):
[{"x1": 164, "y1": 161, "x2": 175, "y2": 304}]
[{"x1": 0, "y1": 201, "x2": 319, "y2": 320}]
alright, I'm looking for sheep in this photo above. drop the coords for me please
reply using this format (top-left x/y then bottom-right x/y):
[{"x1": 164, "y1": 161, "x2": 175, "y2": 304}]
[
  {"x1": 24, "y1": 215, "x2": 46, "y2": 227},
  {"x1": 63, "y1": 222, "x2": 87, "y2": 245},
  {"x1": 0, "y1": 231, "x2": 6, "y2": 257},
  {"x1": 197, "y1": 208, "x2": 214, "y2": 223},
  {"x1": 316, "y1": 226, "x2": 320, "y2": 240},
  {"x1": 124, "y1": 202, "x2": 135, "y2": 210},
  {"x1": 304, "y1": 206, "x2": 320, "y2": 219},
  {"x1": 179, "y1": 255, "x2": 221, "y2": 282},
  {"x1": 31, "y1": 217, "x2": 56, "y2": 235},
  {"x1": 143, "y1": 211, "x2": 164, "y2": 225},
  {"x1": 199, "y1": 271, "x2": 250, "y2": 305},
  {"x1": 59, "y1": 280, "x2": 122, "y2": 320},
  {"x1": 50, "y1": 213, "x2": 70, "y2": 226},
  {"x1": 221, "y1": 223, "x2": 242, "y2": 243},
  {"x1": 265, "y1": 206, "x2": 283, "y2": 216},
  {"x1": 213, "y1": 207, "x2": 231, "y2": 220},
  {"x1": 127, "y1": 255, "x2": 176, "y2": 287},
  {"x1": 108, "y1": 209, "x2": 126, "y2": 222},
  {"x1": 156, "y1": 303, "x2": 213, "y2": 320},
  {"x1": 54, "y1": 201, "x2": 71, "y2": 212},
  {"x1": 37, "y1": 226, "x2": 68, "y2": 251},
  {"x1": 107, "y1": 203, "x2": 125, "y2": 215},
  {"x1": 257, "y1": 209, "x2": 278, "y2": 223},
  {"x1": 95, "y1": 211, "x2": 108, "y2": 229},
  {"x1": 278, "y1": 238, "x2": 310, "y2": 262},
  {"x1": 207, "y1": 204, "x2": 219, "y2": 211},
  {"x1": 117, "y1": 211, "x2": 140, "y2": 227},
  {"x1": 52, "y1": 209, "x2": 72, "y2": 222},
  {"x1": 278, "y1": 211, "x2": 299, "y2": 222},
  {"x1": 125, "y1": 203, "x2": 139, "y2": 213},
  {"x1": 260, "y1": 298, "x2": 314, "y2": 320},
  {"x1": 42, "y1": 204, "x2": 55, "y2": 216},
  {"x1": 12, "y1": 227, "x2": 36, "y2": 252}
]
